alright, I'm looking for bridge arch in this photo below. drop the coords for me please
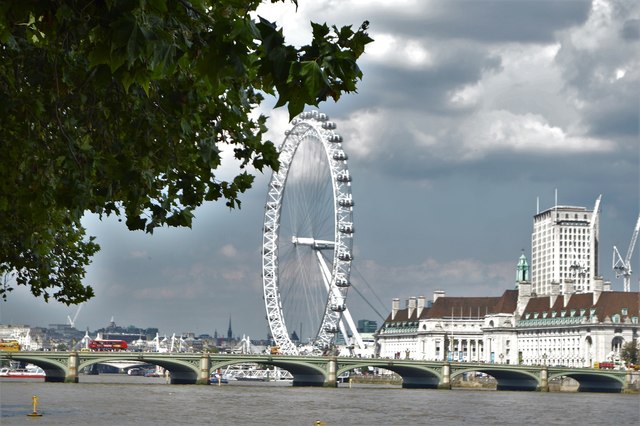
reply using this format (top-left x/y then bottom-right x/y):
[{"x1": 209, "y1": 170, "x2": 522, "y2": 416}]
[
  {"x1": 77, "y1": 355, "x2": 201, "y2": 384},
  {"x1": 451, "y1": 367, "x2": 541, "y2": 391},
  {"x1": 336, "y1": 361, "x2": 442, "y2": 389},
  {"x1": 0, "y1": 353, "x2": 69, "y2": 382},
  {"x1": 548, "y1": 371, "x2": 626, "y2": 393},
  {"x1": 211, "y1": 357, "x2": 328, "y2": 387}
]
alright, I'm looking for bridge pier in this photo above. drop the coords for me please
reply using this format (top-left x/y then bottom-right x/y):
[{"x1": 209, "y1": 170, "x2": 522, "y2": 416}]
[
  {"x1": 537, "y1": 367, "x2": 549, "y2": 392},
  {"x1": 622, "y1": 370, "x2": 639, "y2": 393},
  {"x1": 197, "y1": 354, "x2": 210, "y2": 385},
  {"x1": 65, "y1": 351, "x2": 79, "y2": 383},
  {"x1": 325, "y1": 357, "x2": 337, "y2": 387},
  {"x1": 438, "y1": 362, "x2": 451, "y2": 390}
]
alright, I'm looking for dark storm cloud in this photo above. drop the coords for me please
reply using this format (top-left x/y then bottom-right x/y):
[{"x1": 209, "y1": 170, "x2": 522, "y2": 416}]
[
  {"x1": 394, "y1": 0, "x2": 591, "y2": 42},
  {"x1": 328, "y1": 0, "x2": 592, "y2": 43},
  {"x1": 355, "y1": 48, "x2": 501, "y2": 112},
  {"x1": 621, "y1": 18, "x2": 639, "y2": 40},
  {"x1": 553, "y1": 0, "x2": 639, "y2": 142}
]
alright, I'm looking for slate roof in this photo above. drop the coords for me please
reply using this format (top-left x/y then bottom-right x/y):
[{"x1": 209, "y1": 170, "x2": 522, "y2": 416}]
[
  {"x1": 383, "y1": 306, "x2": 430, "y2": 323},
  {"x1": 383, "y1": 290, "x2": 640, "y2": 324},
  {"x1": 520, "y1": 291, "x2": 639, "y2": 321},
  {"x1": 384, "y1": 290, "x2": 518, "y2": 323}
]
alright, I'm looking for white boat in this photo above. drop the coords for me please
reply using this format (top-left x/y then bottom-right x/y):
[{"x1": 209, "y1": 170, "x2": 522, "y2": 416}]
[
  {"x1": 223, "y1": 364, "x2": 292, "y2": 382},
  {"x1": 0, "y1": 365, "x2": 46, "y2": 379}
]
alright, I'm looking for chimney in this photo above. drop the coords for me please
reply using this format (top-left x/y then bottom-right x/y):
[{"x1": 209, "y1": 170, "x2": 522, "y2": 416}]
[
  {"x1": 517, "y1": 280, "x2": 531, "y2": 316},
  {"x1": 433, "y1": 290, "x2": 445, "y2": 303},
  {"x1": 416, "y1": 296, "x2": 426, "y2": 317},
  {"x1": 391, "y1": 298, "x2": 400, "y2": 320},
  {"x1": 603, "y1": 281, "x2": 611, "y2": 292},
  {"x1": 407, "y1": 297, "x2": 417, "y2": 318},
  {"x1": 592, "y1": 276, "x2": 604, "y2": 304},
  {"x1": 563, "y1": 280, "x2": 574, "y2": 307},
  {"x1": 550, "y1": 281, "x2": 560, "y2": 308}
]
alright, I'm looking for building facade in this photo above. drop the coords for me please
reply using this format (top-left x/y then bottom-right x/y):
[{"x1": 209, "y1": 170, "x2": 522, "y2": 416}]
[
  {"x1": 531, "y1": 196, "x2": 600, "y2": 296},
  {"x1": 376, "y1": 197, "x2": 638, "y2": 368},
  {"x1": 376, "y1": 279, "x2": 639, "y2": 367}
]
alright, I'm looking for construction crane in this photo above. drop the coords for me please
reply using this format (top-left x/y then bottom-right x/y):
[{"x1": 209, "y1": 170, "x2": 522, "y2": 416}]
[
  {"x1": 613, "y1": 215, "x2": 640, "y2": 292},
  {"x1": 67, "y1": 303, "x2": 83, "y2": 329}
]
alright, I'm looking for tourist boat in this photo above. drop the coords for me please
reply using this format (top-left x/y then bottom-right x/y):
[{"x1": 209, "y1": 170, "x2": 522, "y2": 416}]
[
  {"x1": 0, "y1": 365, "x2": 46, "y2": 379},
  {"x1": 209, "y1": 372, "x2": 229, "y2": 384}
]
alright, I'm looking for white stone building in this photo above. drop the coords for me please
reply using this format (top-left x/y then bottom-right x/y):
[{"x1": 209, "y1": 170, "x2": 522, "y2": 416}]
[
  {"x1": 531, "y1": 196, "x2": 600, "y2": 295},
  {"x1": 376, "y1": 196, "x2": 639, "y2": 368},
  {"x1": 376, "y1": 257, "x2": 639, "y2": 367}
]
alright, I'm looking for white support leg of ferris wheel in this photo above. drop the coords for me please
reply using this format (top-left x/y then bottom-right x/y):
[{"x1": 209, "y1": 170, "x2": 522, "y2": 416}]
[{"x1": 314, "y1": 250, "x2": 364, "y2": 350}]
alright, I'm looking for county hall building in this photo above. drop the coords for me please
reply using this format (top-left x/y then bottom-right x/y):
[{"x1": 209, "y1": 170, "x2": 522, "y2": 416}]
[{"x1": 376, "y1": 197, "x2": 639, "y2": 367}]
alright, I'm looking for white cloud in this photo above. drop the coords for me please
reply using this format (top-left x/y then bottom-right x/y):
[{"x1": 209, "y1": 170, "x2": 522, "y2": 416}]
[
  {"x1": 128, "y1": 250, "x2": 148, "y2": 259},
  {"x1": 219, "y1": 244, "x2": 238, "y2": 258},
  {"x1": 367, "y1": 34, "x2": 434, "y2": 69},
  {"x1": 456, "y1": 110, "x2": 615, "y2": 160}
]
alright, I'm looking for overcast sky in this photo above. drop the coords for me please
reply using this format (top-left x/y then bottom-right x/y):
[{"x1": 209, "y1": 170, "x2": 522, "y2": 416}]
[{"x1": 3, "y1": 0, "x2": 638, "y2": 340}]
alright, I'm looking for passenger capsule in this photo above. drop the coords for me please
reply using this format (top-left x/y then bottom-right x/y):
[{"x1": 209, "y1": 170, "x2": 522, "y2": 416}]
[
  {"x1": 338, "y1": 198, "x2": 354, "y2": 207},
  {"x1": 322, "y1": 121, "x2": 336, "y2": 130},
  {"x1": 329, "y1": 134, "x2": 343, "y2": 143},
  {"x1": 336, "y1": 171, "x2": 351, "y2": 182},
  {"x1": 339, "y1": 224, "x2": 354, "y2": 234},
  {"x1": 338, "y1": 251, "x2": 352, "y2": 261},
  {"x1": 335, "y1": 276, "x2": 351, "y2": 287},
  {"x1": 333, "y1": 150, "x2": 348, "y2": 161}
]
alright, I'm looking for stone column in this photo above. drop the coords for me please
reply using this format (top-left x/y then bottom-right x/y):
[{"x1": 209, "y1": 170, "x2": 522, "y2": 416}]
[
  {"x1": 197, "y1": 354, "x2": 211, "y2": 385},
  {"x1": 537, "y1": 367, "x2": 549, "y2": 392},
  {"x1": 65, "y1": 351, "x2": 79, "y2": 383},
  {"x1": 438, "y1": 362, "x2": 451, "y2": 389},
  {"x1": 325, "y1": 356, "x2": 337, "y2": 387},
  {"x1": 622, "y1": 370, "x2": 635, "y2": 393}
]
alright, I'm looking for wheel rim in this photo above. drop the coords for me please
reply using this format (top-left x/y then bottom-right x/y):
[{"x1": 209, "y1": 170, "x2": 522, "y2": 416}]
[{"x1": 262, "y1": 111, "x2": 354, "y2": 355}]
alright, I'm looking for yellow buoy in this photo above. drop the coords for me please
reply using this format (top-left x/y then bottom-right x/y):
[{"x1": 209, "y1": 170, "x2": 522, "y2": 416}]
[{"x1": 26, "y1": 395, "x2": 43, "y2": 417}]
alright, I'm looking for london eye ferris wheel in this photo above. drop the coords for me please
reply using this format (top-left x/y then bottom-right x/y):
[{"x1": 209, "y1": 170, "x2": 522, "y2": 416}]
[{"x1": 262, "y1": 110, "x2": 359, "y2": 355}]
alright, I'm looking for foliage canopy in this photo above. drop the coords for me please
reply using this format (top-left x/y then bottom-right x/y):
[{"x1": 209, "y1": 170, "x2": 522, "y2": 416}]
[
  {"x1": 0, "y1": 0, "x2": 371, "y2": 304},
  {"x1": 620, "y1": 339, "x2": 638, "y2": 366}
]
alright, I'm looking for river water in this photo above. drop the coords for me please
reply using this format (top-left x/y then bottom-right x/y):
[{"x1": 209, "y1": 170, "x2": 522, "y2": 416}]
[{"x1": 1, "y1": 375, "x2": 638, "y2": 425}]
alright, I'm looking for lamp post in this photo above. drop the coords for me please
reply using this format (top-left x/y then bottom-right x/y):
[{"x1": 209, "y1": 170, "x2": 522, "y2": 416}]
[
  {"x1": 580, "y1": 358, "x2": 585, "y2": 368},
  {"x1": 499, "y1": 353, "x2": 504, "y2": 364},
  {"x1": 542, "y1": 353, "x2": 547, "y2": 366}
]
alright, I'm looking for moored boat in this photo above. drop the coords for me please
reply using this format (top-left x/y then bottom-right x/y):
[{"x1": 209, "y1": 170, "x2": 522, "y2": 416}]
[{"x1": 0, "y1": 365, "x2": 46, "y2": 379}]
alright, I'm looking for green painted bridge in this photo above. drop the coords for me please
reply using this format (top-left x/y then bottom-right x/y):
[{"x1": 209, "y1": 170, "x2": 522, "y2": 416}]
[{"x1": 1, "y1": 351, "x2": 635, "y2": 392}]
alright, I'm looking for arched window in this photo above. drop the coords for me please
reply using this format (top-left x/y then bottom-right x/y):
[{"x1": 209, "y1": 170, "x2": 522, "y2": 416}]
[{"x1": 611, "y1": 336, "x2": 624, "y2": 353}]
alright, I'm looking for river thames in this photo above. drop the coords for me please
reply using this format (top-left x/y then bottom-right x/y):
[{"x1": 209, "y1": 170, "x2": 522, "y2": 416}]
[{"x1": 1, "y1": 375, "x2": 638, "y2": 425}]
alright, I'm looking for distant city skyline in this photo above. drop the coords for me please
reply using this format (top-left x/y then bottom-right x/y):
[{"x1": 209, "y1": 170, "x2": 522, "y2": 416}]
[{"x1": 3, "y1": 0, "x2": 638, "y2": 338}]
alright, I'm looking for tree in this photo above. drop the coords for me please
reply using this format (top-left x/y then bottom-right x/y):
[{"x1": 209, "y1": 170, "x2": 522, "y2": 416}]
[
  {"x1": 620, "y1": 339, "x2": 638, "y2": 366},
  {"x1": 0, "y1": 0, "x2": 372, "y2": 304}
]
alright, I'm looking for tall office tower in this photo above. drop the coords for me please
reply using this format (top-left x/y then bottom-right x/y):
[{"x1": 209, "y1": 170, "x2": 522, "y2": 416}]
[{"x1": 531, "y1": 196, "x2": 600, "y2": 296}]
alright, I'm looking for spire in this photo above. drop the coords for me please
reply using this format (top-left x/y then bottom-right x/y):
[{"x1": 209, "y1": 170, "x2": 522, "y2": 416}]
[
  {"x1": 516, "y1": 250, "x2": 530, "y2": 287},
  {"x1": 227, "y1": 316, "x2": 233, "y2": 340}
]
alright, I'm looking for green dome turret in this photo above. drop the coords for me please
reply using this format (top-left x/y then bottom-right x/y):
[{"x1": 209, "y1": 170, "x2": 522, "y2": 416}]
[{"x1": 516, "y1": 251, "x2": 530, "y2": 287}]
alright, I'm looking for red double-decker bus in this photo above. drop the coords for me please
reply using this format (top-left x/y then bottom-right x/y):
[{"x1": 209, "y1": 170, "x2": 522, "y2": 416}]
[{"x1": 88, "y1": 339, "x2": 128, "y2": 351}]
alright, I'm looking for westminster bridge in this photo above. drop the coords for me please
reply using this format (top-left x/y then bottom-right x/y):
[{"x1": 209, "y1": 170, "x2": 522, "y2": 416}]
[{"x1": 1, "y1": 351, "x2": 635, "y2": 392}]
